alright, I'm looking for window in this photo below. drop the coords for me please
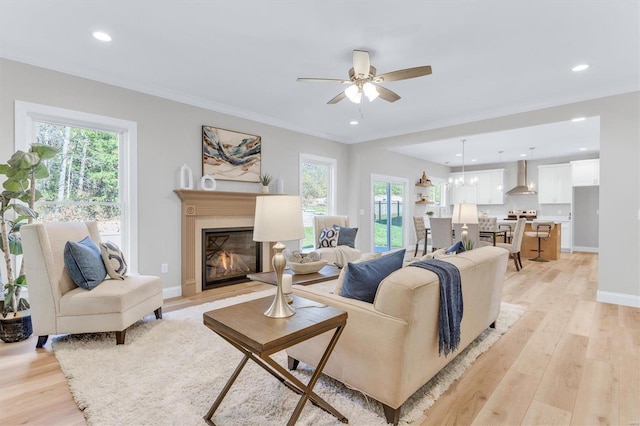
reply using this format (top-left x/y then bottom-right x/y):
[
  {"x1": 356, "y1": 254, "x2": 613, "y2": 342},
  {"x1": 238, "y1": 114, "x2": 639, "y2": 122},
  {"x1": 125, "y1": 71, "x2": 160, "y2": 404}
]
[
  {"x1": 299, "y1": 154, "x2": 336, "y2": 250},
  {"x1": 426, "y1": 177, "x2": 447, "y2": 207},
  {"x1": 14, "y1": 101, "x2": 139, "y2": 271},
  {"x1": 372, "y1": 174, "x2": 407, "y2": 252}
]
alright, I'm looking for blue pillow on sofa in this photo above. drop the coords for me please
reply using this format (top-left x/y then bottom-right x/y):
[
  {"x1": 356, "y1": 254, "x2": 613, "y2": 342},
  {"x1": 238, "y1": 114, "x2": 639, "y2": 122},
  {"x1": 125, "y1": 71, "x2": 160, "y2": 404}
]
[
  {"x1": 340, "y1": 249, "x2": 405, "y2": 303},
  {"x1": 334, "y1": 225, "x2": 358, "y2": 248},
  {"x1": 64, "y1": 236, "x2": 107, "y2": 290},
  {"x1": 446, "y1": 240, "x2": 466, "y2": 254}
]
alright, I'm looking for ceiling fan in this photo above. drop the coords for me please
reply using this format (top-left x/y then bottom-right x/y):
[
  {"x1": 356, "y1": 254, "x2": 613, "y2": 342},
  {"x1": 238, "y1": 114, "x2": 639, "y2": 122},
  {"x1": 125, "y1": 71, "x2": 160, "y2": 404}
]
[{"x1": 297, "y1": 49, "x2": 432, "y2": 104}]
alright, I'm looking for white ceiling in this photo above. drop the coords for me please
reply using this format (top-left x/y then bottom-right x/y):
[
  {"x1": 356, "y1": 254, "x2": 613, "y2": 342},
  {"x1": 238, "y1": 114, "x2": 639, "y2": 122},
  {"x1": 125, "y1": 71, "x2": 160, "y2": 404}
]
[{"x1": 1, "y1": 1, "x2": 638, "y2": 163}]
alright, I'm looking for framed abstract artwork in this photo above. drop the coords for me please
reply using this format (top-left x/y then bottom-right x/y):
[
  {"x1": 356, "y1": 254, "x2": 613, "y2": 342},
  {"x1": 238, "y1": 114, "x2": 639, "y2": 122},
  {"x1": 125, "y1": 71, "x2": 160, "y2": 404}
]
[{"x1": 202, "y1": 125, "x2": 261, "y2": 182}]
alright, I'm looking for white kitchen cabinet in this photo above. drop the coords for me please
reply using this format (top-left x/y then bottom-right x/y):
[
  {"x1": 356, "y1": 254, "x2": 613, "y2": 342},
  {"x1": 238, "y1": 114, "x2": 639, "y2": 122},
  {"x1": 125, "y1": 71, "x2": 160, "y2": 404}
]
[
  {"x1": 475, "y1": 169, "x2": 505, "y2": 205},
  {"x1": 449, "y1": 169, "x2": 503, "y2": 205},
  {"x1": 560, "y1": 221, "x2": 572, "y2": 252},
  {"x1": 571, "y1": 159, "x2": 599, "y2": 186},
  {"x1": 538, "y1": 164, "x2": 571, "y2": 204}
]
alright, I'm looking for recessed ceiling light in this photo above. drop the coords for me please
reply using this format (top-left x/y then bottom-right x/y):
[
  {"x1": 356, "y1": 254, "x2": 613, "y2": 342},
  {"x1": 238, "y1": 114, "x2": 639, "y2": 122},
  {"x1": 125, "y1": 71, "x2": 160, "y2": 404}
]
[
  {"x1": 572, "y1": 64, "x2": 590, "y2": 72},
  {"x1": 572, "y1": 117, "x2": 586, "y2": 122},
  {"x1": 579, "y1": 147, "x2": 587, "y2": 151},
  {"x1": 349, "y1": 120, "x2": 358, "y2": 125},
  {"x1": 520, "y1": 153, "x2": 527, "y2": 157},
  {"x1": 455, "y1": 153, "x2": 462, "y2": 157},
  {"x1": 92, "y1": 31, "x2": 112, "y2": 42},
  {"x1": 471, "y1": 159, "x2": 478, "y2": 162}
]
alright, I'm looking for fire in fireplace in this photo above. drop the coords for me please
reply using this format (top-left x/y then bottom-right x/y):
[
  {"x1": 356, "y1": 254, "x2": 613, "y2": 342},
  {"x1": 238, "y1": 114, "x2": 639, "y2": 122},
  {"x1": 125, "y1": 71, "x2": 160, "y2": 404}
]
[{"x1": 202, "y1": 227, "x2": 262, "y2": 290}]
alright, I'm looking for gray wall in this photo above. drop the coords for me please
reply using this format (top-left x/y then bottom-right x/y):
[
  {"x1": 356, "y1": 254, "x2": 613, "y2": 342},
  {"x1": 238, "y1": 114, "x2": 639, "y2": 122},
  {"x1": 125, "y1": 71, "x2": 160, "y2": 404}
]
[
  {"x1": 573, "y1": 186, "x2": 599, "y2": 248},
  {"x1": 0, "y1": 59, "x2": 348, "y2": 291}
]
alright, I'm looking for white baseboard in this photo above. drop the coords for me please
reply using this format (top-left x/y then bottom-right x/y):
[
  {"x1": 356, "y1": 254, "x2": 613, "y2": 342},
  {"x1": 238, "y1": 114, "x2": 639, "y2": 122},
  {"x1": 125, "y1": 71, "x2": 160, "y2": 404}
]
[
  {"x1": 572, "y1": 246, "x2": 599, "y2": 253},
  {"x1": 162, "y1": 285, "x2": 182, "y2": 299},
  {"x1": 597, "y1": 291, "x2": 640, "y2": 308}
]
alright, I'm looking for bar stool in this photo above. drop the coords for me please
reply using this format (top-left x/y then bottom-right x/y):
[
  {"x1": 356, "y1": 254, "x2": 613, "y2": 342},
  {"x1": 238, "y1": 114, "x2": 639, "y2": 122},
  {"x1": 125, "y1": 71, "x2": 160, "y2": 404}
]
[{"x1": 525, "y1": 221, "x2": 555, "y2": 262}]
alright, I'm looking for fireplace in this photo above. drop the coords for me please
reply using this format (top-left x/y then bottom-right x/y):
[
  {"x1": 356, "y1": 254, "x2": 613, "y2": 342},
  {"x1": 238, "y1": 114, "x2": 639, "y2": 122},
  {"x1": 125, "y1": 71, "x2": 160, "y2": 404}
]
[{"x1": 201, "y1": 227, "x2": 262, "y2": 290}]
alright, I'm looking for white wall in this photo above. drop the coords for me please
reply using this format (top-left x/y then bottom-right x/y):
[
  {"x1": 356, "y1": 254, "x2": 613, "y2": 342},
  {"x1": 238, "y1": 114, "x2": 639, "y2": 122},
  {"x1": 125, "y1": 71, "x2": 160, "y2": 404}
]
[
  {"x1": 348, "y1": 92, "x2": 640, "y2": 307},
  {"x1": 0, "y1": 59, "x2": 348, "y2": 293}
]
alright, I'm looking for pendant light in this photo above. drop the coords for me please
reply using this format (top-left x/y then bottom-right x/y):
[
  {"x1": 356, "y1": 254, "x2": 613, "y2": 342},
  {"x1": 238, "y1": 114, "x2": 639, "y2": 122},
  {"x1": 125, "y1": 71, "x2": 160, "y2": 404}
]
[
  {"x1": 496, "y1": 151, "x2": 504, "y2": 192},
  {"x1": 527, "y1": 147, "x2": 536, "y2": 191}
]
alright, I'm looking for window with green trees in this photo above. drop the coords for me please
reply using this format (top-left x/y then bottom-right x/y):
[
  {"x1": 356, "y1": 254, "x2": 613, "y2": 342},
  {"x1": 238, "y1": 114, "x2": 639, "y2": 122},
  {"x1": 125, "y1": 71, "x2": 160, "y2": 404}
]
[
  {"x1": 300, "y1": 154, "x2": 336, "y2": 250},
  {"x1": 34, "y1": 122, "x2": 123, "y2": 245}
]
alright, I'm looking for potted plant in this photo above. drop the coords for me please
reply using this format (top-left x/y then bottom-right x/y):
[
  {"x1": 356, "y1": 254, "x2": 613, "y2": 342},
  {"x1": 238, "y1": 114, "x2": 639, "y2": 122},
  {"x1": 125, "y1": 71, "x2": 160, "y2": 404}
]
[
  {"x1": 426, "y1": 211, "x2": 434, "y2": 217},
  {"x1": 0, "y1": 144, "x2": 58, "y2": 343},
  {"x1": 259, "y1": 173, "x2": 273, "y2": 193}
]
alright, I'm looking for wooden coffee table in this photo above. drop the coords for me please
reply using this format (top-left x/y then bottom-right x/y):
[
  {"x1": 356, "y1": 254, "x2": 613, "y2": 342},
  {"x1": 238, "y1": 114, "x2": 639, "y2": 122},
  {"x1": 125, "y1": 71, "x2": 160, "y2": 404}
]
[
  {"x1": 247, "y1": 264, "x2": 341, "y2": 286},
  {"x1": 202, "y1": 294, "x2": 348, "y2": 425}
]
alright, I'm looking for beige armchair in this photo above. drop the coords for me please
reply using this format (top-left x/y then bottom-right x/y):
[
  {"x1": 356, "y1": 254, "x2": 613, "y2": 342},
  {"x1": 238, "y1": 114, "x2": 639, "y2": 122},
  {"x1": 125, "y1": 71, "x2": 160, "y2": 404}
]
[
  {"x1": 313, "y1": 215, "x2": 361, "y2": 264},
  {"x1": 21, "y1": 221, "x2": 163, "y2": 348}
]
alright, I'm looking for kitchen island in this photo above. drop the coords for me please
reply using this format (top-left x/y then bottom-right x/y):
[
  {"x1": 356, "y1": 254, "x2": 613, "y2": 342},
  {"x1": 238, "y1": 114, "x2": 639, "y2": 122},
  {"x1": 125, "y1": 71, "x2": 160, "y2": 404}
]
[{"x1": 500, "y1": 220, "x2": 562, "y2": 261}]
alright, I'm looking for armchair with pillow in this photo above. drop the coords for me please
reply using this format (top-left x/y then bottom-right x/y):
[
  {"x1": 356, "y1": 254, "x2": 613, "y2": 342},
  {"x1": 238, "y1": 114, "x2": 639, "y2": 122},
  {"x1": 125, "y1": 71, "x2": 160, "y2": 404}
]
[
  {"x1": 21, "y1": 221, "x2": 163, "y2": 347},
  {"x1": 313, "y1": 215, "x2": 362, "y2": 265}
]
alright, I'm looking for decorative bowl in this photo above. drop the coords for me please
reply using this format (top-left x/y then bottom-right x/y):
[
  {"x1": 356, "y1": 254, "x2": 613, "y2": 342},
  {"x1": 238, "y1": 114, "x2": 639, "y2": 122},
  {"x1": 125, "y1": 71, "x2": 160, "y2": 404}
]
[{"x1": 287, "y1": 259, "x2": 328, "y2": 275}]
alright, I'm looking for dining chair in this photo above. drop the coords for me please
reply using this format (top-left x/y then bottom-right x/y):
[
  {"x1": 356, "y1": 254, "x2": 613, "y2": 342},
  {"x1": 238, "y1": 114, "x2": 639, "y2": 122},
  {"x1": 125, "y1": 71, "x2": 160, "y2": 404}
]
[
  {"x1": 412, "y1": 215, "x2": 428, "y2": 256},
  {"x1": 429, "y1": 217, "x2": 453, "y2": 251},
  {"x1": 496, "y1": 218, "x2": 527, "y2": 270}
]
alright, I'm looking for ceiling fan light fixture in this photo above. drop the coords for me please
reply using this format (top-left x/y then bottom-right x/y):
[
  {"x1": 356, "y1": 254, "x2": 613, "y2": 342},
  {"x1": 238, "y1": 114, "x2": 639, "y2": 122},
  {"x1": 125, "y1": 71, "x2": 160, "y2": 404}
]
[
  {"x1": 345, "y1": 85, "x2": 362, "y2": 103},
  {"x1": 363, "y1": 82, "x2": 379, "y2": 102}
]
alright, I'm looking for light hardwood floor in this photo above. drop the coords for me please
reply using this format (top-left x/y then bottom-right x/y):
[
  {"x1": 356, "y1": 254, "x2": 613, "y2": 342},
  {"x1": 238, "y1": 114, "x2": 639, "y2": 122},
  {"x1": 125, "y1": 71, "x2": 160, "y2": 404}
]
[{"x1": 1, "y1": 252, "x2": 638, "y2": 425}]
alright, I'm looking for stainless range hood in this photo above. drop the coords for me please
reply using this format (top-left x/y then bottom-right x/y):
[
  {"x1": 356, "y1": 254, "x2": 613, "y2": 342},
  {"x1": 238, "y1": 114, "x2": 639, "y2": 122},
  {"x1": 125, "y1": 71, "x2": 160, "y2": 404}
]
[{"x1": 506, "y1": 160, "x2": 537, "y2": 195}]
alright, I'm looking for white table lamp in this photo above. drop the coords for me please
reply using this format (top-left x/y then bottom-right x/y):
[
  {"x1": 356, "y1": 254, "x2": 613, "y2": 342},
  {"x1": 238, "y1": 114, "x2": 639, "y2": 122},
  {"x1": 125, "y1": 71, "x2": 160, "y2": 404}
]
[
  {"x1": 452, "y1": 203, "x2": 479, "y2": 243},
  {"x1": 253, "y1": 195, "x2": 305, "y2": 318}
]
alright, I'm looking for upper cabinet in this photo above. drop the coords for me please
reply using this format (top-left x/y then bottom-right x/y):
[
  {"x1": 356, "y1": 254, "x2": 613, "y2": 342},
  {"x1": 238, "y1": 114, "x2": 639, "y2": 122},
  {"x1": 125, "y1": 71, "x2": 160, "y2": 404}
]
[
  {"x1": 538, "y1": 164, "x2": 571, "y2": 204},
  {"x1": 571, "y1": 159, "x2": 599, "y2": 186},
  {"x1": 449, "y1": 169, "x2": 504, "y2": 205}
]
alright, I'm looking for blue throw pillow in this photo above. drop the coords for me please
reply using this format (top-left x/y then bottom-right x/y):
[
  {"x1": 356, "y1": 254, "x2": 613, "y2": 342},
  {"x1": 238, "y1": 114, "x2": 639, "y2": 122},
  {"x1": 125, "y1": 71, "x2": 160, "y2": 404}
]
[
  {"x1": 334, "y1": 225, "x2": 358, "y2": 249},
  {"x1": 340, "y1": 249, "x2": 406, "y2": 303},
  {"x1": 446, "y1": 240, "x2": 466, "y2": 254},
  {"x1": 64, "y1": 236, "x2": 107, "y2": 290}
]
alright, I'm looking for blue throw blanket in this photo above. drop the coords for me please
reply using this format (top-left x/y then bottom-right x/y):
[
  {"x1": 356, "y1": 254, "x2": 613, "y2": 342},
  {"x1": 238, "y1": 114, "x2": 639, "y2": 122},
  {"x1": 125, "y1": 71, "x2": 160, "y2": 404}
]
[{"x1": 409, "y1": 259, "x2": 463, "y2": 356}]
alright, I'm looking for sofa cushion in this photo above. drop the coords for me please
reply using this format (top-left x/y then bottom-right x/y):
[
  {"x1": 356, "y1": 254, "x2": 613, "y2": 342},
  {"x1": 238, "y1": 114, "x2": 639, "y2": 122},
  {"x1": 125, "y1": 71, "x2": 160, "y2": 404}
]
[
  {"x1": 340, "y1": 249, "x2": 405, "y2": 303},
  {"x1": 59, "y1": 274, "x2": 162, "y2": 316},
  {"x1": 318, "y1": 227, "x2": 340, "y2": 248},
  {"x1": 333, "y1": 252, "x2": 381, "y2": 294},
  {"x1": 334, "y1": 225, "x2": 358, "y2": 248},
  {"x1": 64, "y1": 236, "x2": 107, "y2": 290},
  {"x1": 100, "y1": 241, "x2": 128, "y2": 280}
]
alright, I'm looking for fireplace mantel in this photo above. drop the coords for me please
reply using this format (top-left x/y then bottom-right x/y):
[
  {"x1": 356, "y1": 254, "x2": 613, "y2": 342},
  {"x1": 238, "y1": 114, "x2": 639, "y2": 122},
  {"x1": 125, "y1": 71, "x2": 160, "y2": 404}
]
[{"x1": 174, "y1": 190, "x2": 270, "y2": 296}]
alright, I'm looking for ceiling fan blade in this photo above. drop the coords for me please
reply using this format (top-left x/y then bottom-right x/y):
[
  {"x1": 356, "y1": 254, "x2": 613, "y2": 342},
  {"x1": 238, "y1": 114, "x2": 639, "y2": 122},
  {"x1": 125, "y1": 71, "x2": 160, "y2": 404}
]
[
  {"x1": 376, "y1": 65, "x2": 432, "y2": 83},
  {"x1": 297, "y1": 77, "x2": 350, "y2": 84},
  {"x1": 374, "y1": 85, "x2": 401, "y2": 102},
  {"x1": 327, "y1": 91, "x2": 347, "y2": 104},
  {"x1": 353, "y1": 50, "x2": 371, "y2": 77}
]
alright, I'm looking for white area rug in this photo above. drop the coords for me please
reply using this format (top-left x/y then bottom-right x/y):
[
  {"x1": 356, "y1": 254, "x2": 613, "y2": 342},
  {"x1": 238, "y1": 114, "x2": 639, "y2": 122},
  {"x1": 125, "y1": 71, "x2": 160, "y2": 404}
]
[{"x1": 53, "y1": 289, "x2": 525, "y2": 425}]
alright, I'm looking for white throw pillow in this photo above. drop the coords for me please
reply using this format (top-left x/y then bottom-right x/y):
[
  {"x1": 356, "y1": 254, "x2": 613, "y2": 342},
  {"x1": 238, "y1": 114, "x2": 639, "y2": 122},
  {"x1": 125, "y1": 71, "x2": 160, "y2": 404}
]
[
  {"x1": 318, "y1": 227, "x2": 340, "y2": 248},
  {"x1": 100, "y1": 241, "x2": 128, "y2": 280}
]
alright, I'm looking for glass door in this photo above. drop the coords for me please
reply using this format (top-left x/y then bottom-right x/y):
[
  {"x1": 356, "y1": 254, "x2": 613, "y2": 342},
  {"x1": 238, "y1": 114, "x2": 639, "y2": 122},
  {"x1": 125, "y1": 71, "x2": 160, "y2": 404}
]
[{"x1": 373, "y1": 178, "x2": 405, "y2": 252}]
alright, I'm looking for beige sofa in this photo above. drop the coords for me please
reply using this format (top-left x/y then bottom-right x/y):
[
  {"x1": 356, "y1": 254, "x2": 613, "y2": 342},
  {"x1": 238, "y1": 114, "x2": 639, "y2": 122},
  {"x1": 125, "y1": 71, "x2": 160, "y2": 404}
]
[{"x1": 287, "y1": 245, "x2": 509, "y2": 424}]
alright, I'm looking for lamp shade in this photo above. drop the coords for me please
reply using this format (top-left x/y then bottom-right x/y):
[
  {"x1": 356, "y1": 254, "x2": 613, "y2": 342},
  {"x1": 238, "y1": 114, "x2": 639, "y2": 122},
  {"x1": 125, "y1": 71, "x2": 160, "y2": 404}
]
[
  {"x1": 253, "y1": 195, "x2": 305, "y2": 242},
  {"x1": 452, "y1": 203, "x2": 479, "y2": 225}
]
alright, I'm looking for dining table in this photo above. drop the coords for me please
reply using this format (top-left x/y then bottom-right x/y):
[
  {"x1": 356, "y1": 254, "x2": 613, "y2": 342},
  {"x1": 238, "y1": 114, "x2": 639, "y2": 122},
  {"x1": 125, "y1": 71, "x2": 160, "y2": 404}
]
[{"x1": 479, "y1": 229, "x2": 508, "y2": 246}]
